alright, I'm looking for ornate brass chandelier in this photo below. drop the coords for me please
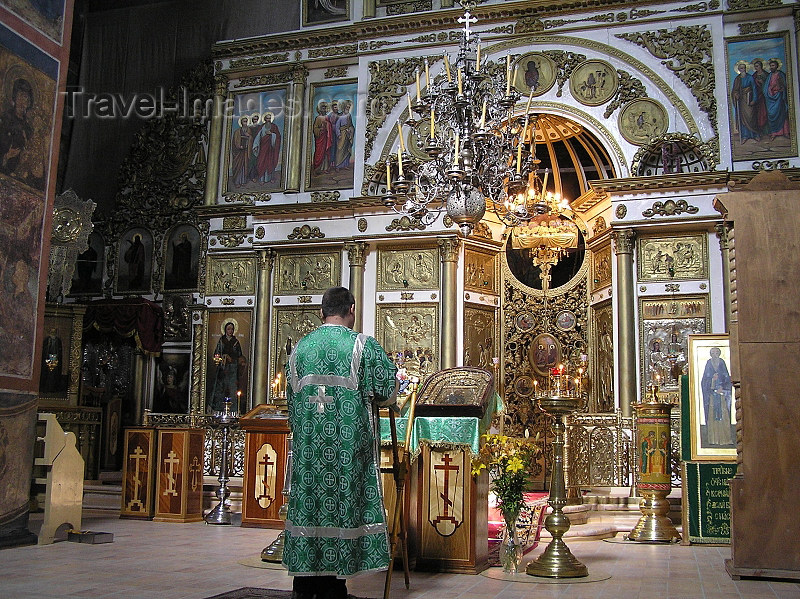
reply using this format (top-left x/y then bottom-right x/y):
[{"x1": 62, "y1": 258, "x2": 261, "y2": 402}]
[{"x1": 382, "y1": 2, "x2": 576, "y2": 244}]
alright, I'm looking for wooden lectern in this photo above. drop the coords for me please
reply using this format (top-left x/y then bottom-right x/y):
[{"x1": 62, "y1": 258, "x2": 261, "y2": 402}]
[
  {"x1": 120, "y1": 427, "x2": 157, "y2": 519},
  {"x1": 153, "y1": 428, "x2": 204, "y2": 522},
  {"x1": 239, "y1": 404, "x2": 290, "y2": 528}
]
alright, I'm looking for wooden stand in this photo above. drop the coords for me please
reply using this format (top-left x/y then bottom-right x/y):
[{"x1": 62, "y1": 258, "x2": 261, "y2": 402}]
[
  {"x1": 120, "y1": 427, "x2": 157, "y2": 520},
  {"x1": 153, "y1": 428, "x2": 204, "y2": 522},
  {"x1": 411, "y1": 444, "x2": 488, "y2": 574},
  {"x1": 240, "y1": 406, "x2": 290, "y2": 528}
]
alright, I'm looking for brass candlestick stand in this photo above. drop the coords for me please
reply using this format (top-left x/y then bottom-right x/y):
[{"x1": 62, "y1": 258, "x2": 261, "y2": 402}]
[
  {"x1": 628, "y1": 387, "x2": 681, "y2": 542},
  {"x1": 527, "y1": 394, "x2": 588, "y2": 578},
  {"x1": 205, "y1": 398, "x2": 239, "y2": 525},
  {"x1": 261, "y1": 431, "x2": 292, "y2": 562}
]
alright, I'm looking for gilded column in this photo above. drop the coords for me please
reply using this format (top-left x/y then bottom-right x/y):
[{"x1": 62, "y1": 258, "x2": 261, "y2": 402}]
[
  {"x1": 612, "y1": 229, "x2": 636, "y2": 418},
  {"x1": 191, "y1": 320, "x2": 204, "y2": 414},
  {"x1": 203, "y1": 74, "x2": 228, "y2": 206},
  {"x1": 285, "y1": 66, "x2": 308, "y2": 193},
  {"x1": 345, "y1": 242, "x2": 368, "y2": 333},
  {"x1": 441, "y1": 0, "x2": 454, "y2": 7},
  {"x1": 715, "y1": 223, "x2": 732, "y2": 333},
  {"x1": 363, "y1": 0, "x2": 376, "y2": 18},
  {"x1": 253, "y1": 249, "x2": 276, "y2": 406},
  {"x1": 438, "y1": 237, "x2": 461, "y2": 369}
]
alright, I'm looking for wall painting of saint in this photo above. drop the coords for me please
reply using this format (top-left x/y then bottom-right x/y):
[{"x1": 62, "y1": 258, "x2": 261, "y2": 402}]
[
  {"x1": 0, "y1": 24, "x2": 57, "y2": 380},
  {"x1": 305, "y1": 79, "x2": 357, "y2": 191},
  {"x1": 726, "y1": 32, "x2": 795, "y2": 161},
  {"x1": 224, "y1": 86, "x2": 287, "y2": 196}
]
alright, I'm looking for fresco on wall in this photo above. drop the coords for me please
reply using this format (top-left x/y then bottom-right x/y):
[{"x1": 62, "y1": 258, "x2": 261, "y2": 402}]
[
  {"x1": 0, "y1": 0, "x2": 65, "y2": 43},
  {"x1": 0, "y1": 24, "x2": 57, "y2": 380}
]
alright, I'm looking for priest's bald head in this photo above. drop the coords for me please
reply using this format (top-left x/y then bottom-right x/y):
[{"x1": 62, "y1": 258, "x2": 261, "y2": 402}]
[{"x1": 321, "y1": 286, "x2": 356, "y2": 328}]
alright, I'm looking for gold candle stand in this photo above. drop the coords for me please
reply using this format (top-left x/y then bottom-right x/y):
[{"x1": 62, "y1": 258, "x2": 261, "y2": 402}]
[
  {"x1": 628, "y1": 395, "x2": 681, "y2": 543},
  {"x1": 526, "y1": 395, "x2": 588, "y2": 578}
]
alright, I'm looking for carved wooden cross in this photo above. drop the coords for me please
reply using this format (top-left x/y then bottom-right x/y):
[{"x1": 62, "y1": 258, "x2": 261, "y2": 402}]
[{"x1": 310, "y1": 385, "x2": 333, "y2": 414}]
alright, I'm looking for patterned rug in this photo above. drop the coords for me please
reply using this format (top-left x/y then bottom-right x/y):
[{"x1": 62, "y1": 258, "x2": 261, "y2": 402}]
[{"x1": 204, "y1": 589, "x2": 373, "y2": 599}]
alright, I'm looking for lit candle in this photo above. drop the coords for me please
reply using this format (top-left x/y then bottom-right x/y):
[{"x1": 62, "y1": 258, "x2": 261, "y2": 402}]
[
  {"x1": 541, "y1": 169, "x2": 549, "y2": 195},
  {"x1": 480, "y1": 99, "x2": 487, "y2": 128},
  {"x1": 476, "y1": 43, "x2": 481, "y2": 72},
  {"x1": 425, "y1": 59, "x2": 430, "y2": 87},
  {"x1": 386, "y1": 160, "x2": 392, "y2": 191},
  {"x1": 430, "y1": 107, "x2": 435, "y2": 137},
  {"x1": 457, "y1": 68, "x2": 463, "y2": 95},
  {"x1": 407, "y1": 92, "x2": 412, "y2": 114},
  {"x1": 453, "y1": 132, "x2": 460, "y2": 166},
  {"x1": 237, "y1": 390, "x2": 242, "y2": 406},
  {"x1": 506, "y1": 55, "x2": 511, "y2": 94},
  {"x1": 443, "y1": 54, "x2": 452, "y2": 82},
  {"x1": 397, "y1": 122, "x2": 405, "y2": 152},
  {"x1": 415, "y1": 69, "x2": 421, "y2": 102},
  {"x1": 533, "y1": 379, "x2": 538, "y2": 396},
  {"x1": 397, "y1": 146, "x2": 404, "y2": 176}
]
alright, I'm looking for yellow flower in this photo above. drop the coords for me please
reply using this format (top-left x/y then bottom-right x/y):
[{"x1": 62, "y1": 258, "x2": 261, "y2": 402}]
[{"x1": 506, "y1": 456, "x2": 524, "y2": 473}]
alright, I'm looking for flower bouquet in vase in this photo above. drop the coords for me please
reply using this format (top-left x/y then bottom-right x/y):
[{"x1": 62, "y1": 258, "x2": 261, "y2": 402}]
[{"x1": 472, "y1": 433, "x2": 540, "y2": 574}]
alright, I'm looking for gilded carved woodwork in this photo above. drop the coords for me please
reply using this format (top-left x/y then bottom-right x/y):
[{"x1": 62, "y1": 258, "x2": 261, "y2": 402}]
[
  {"x1": 47, "y1": 190, "x2": 96, "y2": 300},
  {"x1": 737, "y1": 21, "x2": 769, "y2": 35},
  {"x1": 223, "y1": 192, "x2": 270, "y2": 204},
  {"x1": 387, "y1": 1, "x2": 433, "y2": 16},
  {"x1": 324, "y1": 66, "x2": 349, "y2": 79},
  {"x1": 344, "y1": 242, "x2": 368, "y2": 267},
  {"x1": 214, "y1": 233, "x2": 248, "y2": 248},
  {"x1": 642, "y1": 199, "x2": 700, "y2": 218},
  {"x1": 227, "y1": 53, "x2": 290, "y2": 71},
  {"x1": 637, "y1": 233, "x2": 708, "y2": 282},
  {"x1": 205, "y1": 255, "x2": 257, "y2": 295},
  {"x1": 615, "y1": 25, "x2": 717, "y2": 133},
  {"x1": 728, "y1": 0, "x2": 780, "y2": 9},
  {"x1": 631, "y1": 133, "x2": 717, "y2": 176},
  {"x1": 612, "y1": 229, "x2": 635, "y2": 254},
  {"x1": 113, "y1": 62, "x2": 212, "y2": 240},
  {"x1": 287, "y1": 225, "x2": 325, "y2": 240},
  {"x1": 310, "y1": 191, "x2": 341, "y2": 203},
  {"x1": 365, "y1": 56, "x2": 439, "y2": 160},
  {"x1": 438, "y1": 238, "x2": 461, "y2": 263},
  {"x1": 377, "y1": 247, "x2": 439, "y2": 290},
  {"x1": 223, "y1": 216, "x2": 247, "y2": 230},
  {"x1": 464, "y1": 247, "x2": 497, "y2": 294},
  {"x1": 308, "y1": 44, "x2": 358, "y2": 59},
  {"x1": 375, "y1": 303, "x2": 439, "y2": 378},
  {"x1": 386, "y1": 216, "x2": 427, "y2": 231},
  {"x1": 274, "y1": 251, "x2": 341, "y2": 295},
  {"x1": 234, "y1": 65, "x2": 308, "y2": 89},
  {"x1": 463, "y1": 305, "x2": 496, "y2": 371}
]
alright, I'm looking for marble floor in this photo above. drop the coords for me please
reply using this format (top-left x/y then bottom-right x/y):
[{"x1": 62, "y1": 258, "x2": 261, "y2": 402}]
[{"x1": 2, "y1": 511, "x2": 799, "y2": 599}]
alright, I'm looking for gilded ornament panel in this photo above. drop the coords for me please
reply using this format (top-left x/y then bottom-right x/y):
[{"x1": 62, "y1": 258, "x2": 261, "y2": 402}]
[
  {"x1": 618, "y1": 98, "x2": 669, "y2": 146},
  {"x1": 269, "y1": 306, "x2": 323, "y2": 402},
  {"x1": 640, "y1": 295, "x2": 709, "y2": 402},
  {"x1": 637, "y1": 233, "x2": 707, "y2": 282},
  {"x1": 590, "y1": 301, "x2": 614, "y2": 413},
  {"x1": 375, "y1": 303, "x2": 439, "y2": 380},
  {"x1": 569, "y1": 60, "x2": 619, "y2": 106},
  {"x1": 464, "y1": 247, "x2": 497, "y2": 295},
  {"x1": 274, "y1": 251, "x2": 341, "y2": 295},
  {"x1": 463, "y1": 305, "x2": 497, "y2": 371},
  {"x1": 592, "y1": 244, "x2": 612, "y2": 291},
  {"x1": 377, "y1": 247, "x2": 439, "y2": 291},
  {"x1": 205, "y1": 255, "x2": 257, "y2": 296}
]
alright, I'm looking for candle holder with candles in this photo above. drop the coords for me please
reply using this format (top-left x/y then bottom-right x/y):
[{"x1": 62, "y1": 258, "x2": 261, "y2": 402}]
[{"x1": 205, "y1": 396, "x2": 240, "y2": 525}]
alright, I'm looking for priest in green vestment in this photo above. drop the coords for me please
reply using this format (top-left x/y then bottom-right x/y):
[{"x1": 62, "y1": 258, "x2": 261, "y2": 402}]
[{"x1": 283, "y1": 286, "x2": 398, "y2": 599}]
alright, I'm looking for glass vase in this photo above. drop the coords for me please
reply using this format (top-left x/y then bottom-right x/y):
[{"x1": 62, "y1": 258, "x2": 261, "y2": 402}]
[{"x1": 499, "y1": 507, "x2": 522, "y2": 575}]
